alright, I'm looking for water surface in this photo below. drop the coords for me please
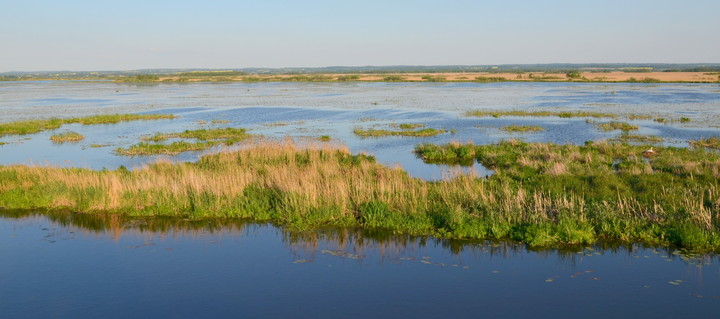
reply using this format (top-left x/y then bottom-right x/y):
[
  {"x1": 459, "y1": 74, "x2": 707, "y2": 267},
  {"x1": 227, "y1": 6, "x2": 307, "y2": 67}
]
[{"x1": 1, "y1": 211, "x2": 718, "y2": 318}]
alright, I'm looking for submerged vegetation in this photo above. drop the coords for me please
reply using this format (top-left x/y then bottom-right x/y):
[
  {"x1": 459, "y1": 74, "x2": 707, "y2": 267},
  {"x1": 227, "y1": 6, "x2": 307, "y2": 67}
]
[
  {"x1": 1, "y1": 140, "x2": 720, "y2": 251},
  {"x1": 0, "y1": 114, "x2": 176, "y2": 137},
  {"x1": 50, "y1": 131, "x2": 85, "y2": 143},
  {"x1": 117, "y1": 127, "x2": 250, "y2": 155}
]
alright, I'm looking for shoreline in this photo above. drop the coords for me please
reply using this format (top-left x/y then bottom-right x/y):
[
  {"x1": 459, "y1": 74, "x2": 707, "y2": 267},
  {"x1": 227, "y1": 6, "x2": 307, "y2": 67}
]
[{"x1": 1, "y1": 71, "x2": 718, "y2": 83}]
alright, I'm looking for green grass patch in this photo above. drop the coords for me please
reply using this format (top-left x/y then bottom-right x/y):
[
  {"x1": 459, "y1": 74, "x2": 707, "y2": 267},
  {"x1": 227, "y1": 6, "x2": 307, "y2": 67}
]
[
  {"x1": 611, "y1": 134, "x2": 664, "y2": 143},
  {"x1": 354, "y1": 127, "x2": 446, "y2": 137},
  {"x1": 0, "y1": 114, "x2": 176, "y2": 137},
  {"x1": 319, "y1": 135, "x2": 332, "y2": 142},
  {"x1": 500, "y1": 125, "x2": 544, "y2": 132},
  {"x1": 465, "y1": 110, "x2": 651, "y2": 120},
  {"x1": 595, "y1": 121, "x2": 638, "y2": 132},
  {"x1": 50, "y1": 131, "x2": 85, "y2": 143},
  {"x1": 120, "y1": 127, "x2": 250, "y2": 156},
  {"x1": 397, "y1": 123, "x2": 425, "y2": 130},
  {"x1": 116, "y1": 141, "x2": 217, "y2": 155},
  {"x1": 690, "y1": 137, "x2": 720, "y2": 150},
  {"x1": 142, "y1": 127, "x2": 249, "y2": 143},
  {"x1": 382, "y1": 75, "x2": 406, "y2": 82}
]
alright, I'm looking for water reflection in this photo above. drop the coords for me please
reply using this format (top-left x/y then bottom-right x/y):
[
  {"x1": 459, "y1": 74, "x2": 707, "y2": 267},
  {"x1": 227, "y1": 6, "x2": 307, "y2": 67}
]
[{"x1": 2, "y1": 209, "x2": 720, "y2": 318}]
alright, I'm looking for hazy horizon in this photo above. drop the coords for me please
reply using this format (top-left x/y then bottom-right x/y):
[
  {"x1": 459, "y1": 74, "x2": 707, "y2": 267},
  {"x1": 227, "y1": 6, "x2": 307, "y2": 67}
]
[{"x1": 2, "y1": 0, "x2": 719, "y2": 72}]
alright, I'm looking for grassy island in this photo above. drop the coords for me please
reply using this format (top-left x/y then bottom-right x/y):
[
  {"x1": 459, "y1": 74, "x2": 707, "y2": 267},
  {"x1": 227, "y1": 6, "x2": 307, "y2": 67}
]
[{"x1": 0, "y1": 114, "x2": 176, "y2": 137}]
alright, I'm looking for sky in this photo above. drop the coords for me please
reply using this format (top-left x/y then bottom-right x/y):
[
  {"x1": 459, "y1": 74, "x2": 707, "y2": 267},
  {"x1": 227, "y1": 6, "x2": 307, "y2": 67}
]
[{"x1": 1, "y1": 0, "x2": 719, "y2": 72}]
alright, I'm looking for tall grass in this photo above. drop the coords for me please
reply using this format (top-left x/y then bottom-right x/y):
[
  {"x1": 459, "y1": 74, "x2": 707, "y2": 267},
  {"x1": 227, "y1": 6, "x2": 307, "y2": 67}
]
[{"x1": 2, "y1": 140, "x2": 720, "y2": 251}]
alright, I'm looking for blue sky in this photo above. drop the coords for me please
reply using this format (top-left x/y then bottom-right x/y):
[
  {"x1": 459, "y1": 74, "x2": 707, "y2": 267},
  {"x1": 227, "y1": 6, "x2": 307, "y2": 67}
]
[{"x1": 1, "y1": 0, "x2": 718, "y2": 71}]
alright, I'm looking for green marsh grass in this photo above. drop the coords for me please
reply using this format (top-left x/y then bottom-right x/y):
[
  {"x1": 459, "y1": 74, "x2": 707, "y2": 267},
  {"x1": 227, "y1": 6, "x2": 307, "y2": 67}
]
[
  {"x1": 690, "y1": 137, "x2": 720, "y2": 150},
  {"x1": 143, "y1": 127, "x2": 249, "y2": 143},
  {"x1": 50, "y1": 131, "x2": 85, "y2": 143},
  {"x1": 397, "y1": 123, "x2": 425, "y2": 130},
  {"x1": 611, "y1": 134, "x2": 664, "y2": 143},
  {"x1": 116, "y1": 141, "x2": 218, "y2": 155},
  {"x1": 119, "y1": 127, "x2": 250, "y2": 155},
  {"x1": 464, "y1": 110, "x2": 651, "y2": 120},
  {"x1": 3, "y1": 140, "x2": 720, "y2": 251},
  {"x1": 354, "y1": 127, "x2": 446, "y2": 137},
  {"x1": 0, "y1": 114, "x2": 176, "y2": 137},
  {"x1": 414, "y1": 140, "x2": 720, "y2": 250},
  {"x1": 500, "y1": 125, "x2": 544, "y2": 132},
  {"x1": 595, "y1": 121, "x2": 638, "y2": 132}
]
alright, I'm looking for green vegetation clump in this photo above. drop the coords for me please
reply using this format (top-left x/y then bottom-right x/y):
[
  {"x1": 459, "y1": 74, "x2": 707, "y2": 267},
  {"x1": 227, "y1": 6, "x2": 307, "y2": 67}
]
[
  {"x1": 679, "y1": 117, "x2": 691, "y2": 123},
  {"x1": 474, "y1": 76, "x2": 505, "y2": 83},
  {"x1": 397, "y1": 123, "x2": 425, "y2": 130},
  {"x1": 421, "y1": 75, "x2": 447, "y2": 82},
  {"x1": 565, "y1": 70, "x2": 582, "y2": 79},
  {"x1": 116, "y1": 141, "x2": 217, "y2": 156},
  {"x1": 50, "y1": 131, "x2": 85, "y2": 143},
  {"x1": 611, "y1": 134, "x2": 664, "y2": 143},
  {"x1": 354, "y1": 127, "x2": 446, "y2": 137},
  {"x1": 464, "y1": 110, "x2": 651, "y2": 119},
  {"x1": 500, "y1": 125, "x2": 544, "y2": 132},
  {"x1": 0, "y1": 114, "x2": 176, "y2": 137},
  {"x1": 690, "y1": 137, "x2": 720, "y2": 150},
  {"x1": 595, "y1": 121, "x2": 638, "y2": 132},
  {"x1": 319, "y1": 135, "x2": 332, "y2": 142},
  {"x1": 143, "y1": 127, "x2": 249, "y2": 143},
  {"x1": 626, "y1": 77, "x2": 662, "y2": 83},
  {"x1": 414, "y1": 140, "x2": 720, "y2": 250},
  {"x1": 382, "y1": 75, "x2": 406, "y2": 82},
  {"x1": 337, "y1": 75, "x2": 360, "y2": 81},
  {"x1": 118, "y1": 74, "x2": 160, "y2": 82},
  {"x1": 119, "y1": 127, "x2": 250, "y2": 155}
]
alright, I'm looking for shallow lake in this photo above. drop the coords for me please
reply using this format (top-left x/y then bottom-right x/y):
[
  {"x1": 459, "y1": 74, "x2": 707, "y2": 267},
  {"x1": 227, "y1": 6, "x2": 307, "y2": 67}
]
[
  {"x1": 1, "y1": 81, "x2": 720, "y2": 317},
  {"x1": 1, "y1": 81, "x2": 719, "y2": 180},
  {"x1": 1, "y1": 211, "x2": 718, "y2": 318}
]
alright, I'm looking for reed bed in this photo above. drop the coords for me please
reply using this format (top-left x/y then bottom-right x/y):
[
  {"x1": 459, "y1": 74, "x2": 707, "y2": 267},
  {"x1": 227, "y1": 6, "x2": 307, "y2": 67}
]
[{"x1": 2, "y1": 140, "x2": 720, "y2": 251}]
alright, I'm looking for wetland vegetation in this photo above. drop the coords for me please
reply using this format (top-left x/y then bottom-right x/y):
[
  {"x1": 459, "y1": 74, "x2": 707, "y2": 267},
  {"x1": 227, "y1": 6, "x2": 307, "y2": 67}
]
[
  {"x1": 1, "y1": 140, "x2": 720, "y2": 251},
  {"x1": 594, "y1": 121, "x2": 639, "y2": 132},
  {"x1": 0, "y1": 114, "x2": 176, "y2": 137},
  {"x1": 50, "y1": 131, "x2": 85, "y2": 143},
  {"x1": 353, "y1": 126, "x2": 447, "y2": 137},
  {"x1": 500, "y1": 125, "x2": 545, "y2": 132},
  {"x1": 116, "y1": 127, "x2": 250, "y2": 155}
]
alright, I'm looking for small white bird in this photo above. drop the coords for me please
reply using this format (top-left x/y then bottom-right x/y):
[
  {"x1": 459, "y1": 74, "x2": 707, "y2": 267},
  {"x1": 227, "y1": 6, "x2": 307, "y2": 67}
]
[{"x1": 642, "y1": 147, "x2": 656, "y2": 157}]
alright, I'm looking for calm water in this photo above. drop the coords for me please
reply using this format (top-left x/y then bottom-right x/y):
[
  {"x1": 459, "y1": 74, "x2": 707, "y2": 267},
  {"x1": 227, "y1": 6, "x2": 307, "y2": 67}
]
[
  {"x1": 1, "y1": 81, "x2": 719, "y2": 180},
  {"x1": 2, "y1": 81, "x2": 720, "y2": 317},
  {"x1": 0, "y1": 211, "x2": 718, "y2": 318}
]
